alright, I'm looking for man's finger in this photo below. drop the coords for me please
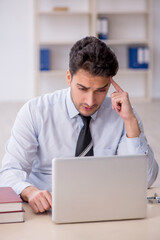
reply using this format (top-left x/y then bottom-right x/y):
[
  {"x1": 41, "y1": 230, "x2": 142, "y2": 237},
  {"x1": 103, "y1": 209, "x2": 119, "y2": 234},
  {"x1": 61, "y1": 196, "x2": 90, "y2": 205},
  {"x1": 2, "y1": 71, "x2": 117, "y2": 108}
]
[
  {"x1": 46, "y1": 192, "x2": 52, "y2": 208},
  {"x1": 29, "y1": 199, "x2": 39, "y2": 213},
  {"x1": 110, "y1": 78, "x2": 123, "y2": 93},
  {"x1": 44, "y1": 191, "x2": 52, "y2": 207},
  {"x1": 40, "y1": 197, "x2": 51, "y2": 211}
]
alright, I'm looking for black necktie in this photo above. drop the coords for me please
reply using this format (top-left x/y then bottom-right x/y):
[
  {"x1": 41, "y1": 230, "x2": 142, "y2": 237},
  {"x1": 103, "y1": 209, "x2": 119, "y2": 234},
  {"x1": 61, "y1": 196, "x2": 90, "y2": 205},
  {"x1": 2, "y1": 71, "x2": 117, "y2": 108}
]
[{"x1": 75, "y1": 114, "x2": 94, "y2": 157}]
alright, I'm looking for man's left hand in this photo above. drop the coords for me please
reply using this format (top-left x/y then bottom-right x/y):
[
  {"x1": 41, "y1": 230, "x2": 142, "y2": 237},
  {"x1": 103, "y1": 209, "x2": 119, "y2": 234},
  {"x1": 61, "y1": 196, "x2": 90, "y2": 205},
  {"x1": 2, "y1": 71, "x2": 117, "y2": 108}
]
[{"x1": 110, "y1": 78, "x2": 141, "y2": 138}]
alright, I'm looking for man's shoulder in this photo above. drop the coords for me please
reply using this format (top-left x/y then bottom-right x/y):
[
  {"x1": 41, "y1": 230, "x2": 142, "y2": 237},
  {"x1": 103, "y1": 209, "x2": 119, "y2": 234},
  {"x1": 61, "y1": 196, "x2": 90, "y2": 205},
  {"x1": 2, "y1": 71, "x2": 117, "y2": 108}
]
[
  {"x1": 28, "y1": 88, "x2": 68, "y2": 108},
  {"x1": 18, "y1": 88, "x2": 69, "y2": 117}
]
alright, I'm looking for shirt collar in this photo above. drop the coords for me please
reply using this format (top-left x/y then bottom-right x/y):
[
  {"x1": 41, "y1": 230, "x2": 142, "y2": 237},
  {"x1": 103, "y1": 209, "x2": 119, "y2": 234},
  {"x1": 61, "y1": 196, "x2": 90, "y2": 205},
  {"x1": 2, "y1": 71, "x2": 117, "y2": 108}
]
[
  {"x1": 66, "y1": 88, "x2": 79, "y2": 119},
  {"x1": 66, "y1": 87, "x2": 100, "y2": 121}
]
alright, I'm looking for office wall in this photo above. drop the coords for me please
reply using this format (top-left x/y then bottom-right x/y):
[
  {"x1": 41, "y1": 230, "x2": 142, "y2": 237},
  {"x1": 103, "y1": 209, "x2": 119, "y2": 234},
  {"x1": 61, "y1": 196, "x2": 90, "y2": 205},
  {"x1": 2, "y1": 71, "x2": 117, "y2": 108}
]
[
  {"x1": 0, "y1": 0, "x2": 159, "y2": 101},
  {"x1": 0, "y1": 0, "x2": 34, "y2": 102},
  {"x1": 152, "y1": 0, "x2": 160, "y2": 98}
]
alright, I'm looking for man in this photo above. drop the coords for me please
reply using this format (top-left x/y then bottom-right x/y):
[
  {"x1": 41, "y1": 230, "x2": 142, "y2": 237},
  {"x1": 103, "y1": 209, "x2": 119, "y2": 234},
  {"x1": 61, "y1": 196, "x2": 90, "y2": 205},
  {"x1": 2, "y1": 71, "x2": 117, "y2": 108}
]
[{"x1": 0, "y1": 36, "x2": 158, "y2": 213}]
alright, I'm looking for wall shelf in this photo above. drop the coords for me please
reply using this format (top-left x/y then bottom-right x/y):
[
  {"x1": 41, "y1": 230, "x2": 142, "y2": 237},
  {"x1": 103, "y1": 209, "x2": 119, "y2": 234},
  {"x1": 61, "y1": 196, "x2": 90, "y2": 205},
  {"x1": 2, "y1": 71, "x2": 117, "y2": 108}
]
[
  {"x1": 34, "y1": 0, "x2": 153, "y2": 100},
  {"x1": 38, "y1": 11, "x2": 92, "y2": 16},
  {"x1": 104, "y1": 39, "x2": 150, "y2": 45},
  {"x1": 98, "y1": 11, "x2": 149, "y2": 15},
  {"x1": 39, "y1": 68, "x2": 150, "y2": 77}
]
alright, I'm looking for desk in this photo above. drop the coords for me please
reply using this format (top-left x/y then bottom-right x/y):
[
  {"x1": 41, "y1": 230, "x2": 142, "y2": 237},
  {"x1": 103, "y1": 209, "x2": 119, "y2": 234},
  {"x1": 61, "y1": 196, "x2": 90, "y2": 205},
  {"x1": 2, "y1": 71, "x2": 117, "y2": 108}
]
[{"x1": 1, "y1": 188, "x2": 160, "y2": 240}]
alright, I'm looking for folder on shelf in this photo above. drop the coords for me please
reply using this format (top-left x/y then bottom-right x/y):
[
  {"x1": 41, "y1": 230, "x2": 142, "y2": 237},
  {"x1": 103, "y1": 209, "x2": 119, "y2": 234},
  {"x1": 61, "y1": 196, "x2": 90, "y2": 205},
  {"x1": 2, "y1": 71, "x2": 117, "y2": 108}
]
[
  {"x1": 128, "y1": 47, "x2": 149, "y2": 69},
  {"x1": 97, "y1": 17, "x2": 108, "y2": 40},
  {"x1": 40, "y1": 49, "x2": 51, "y2": 71}
]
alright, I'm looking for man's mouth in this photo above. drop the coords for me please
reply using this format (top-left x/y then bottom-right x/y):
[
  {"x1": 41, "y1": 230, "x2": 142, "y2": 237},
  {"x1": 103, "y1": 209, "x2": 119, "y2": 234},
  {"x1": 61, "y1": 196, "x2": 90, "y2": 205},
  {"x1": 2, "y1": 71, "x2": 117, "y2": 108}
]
[
  {"x1": 84, "y1": 106, "x2": 92, "y2": 110},
  {"x1": 82, "y1": 104, "x2": 97, "y2": 111}
]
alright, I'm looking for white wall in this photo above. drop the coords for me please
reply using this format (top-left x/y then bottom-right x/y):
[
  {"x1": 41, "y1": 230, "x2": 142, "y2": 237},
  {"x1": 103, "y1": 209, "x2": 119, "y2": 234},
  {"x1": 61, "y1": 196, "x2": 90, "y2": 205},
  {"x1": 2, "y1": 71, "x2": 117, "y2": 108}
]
[
  {"x1": 153, "y1": 0, "x2": 160, "y2": 98},
  {"x1": 0, "y1": 0, "x2": 34, "y2": 101},
  {"x1": 0, "y1": 0, "x2": 159, "y2": 101}
]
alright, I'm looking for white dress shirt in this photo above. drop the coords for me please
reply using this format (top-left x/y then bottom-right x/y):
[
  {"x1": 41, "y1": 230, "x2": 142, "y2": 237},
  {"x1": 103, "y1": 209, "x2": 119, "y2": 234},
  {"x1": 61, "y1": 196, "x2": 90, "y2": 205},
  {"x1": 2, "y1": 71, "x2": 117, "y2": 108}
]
[{"x1": 0, "y1": 88, "x2": 158, "y2": 194}]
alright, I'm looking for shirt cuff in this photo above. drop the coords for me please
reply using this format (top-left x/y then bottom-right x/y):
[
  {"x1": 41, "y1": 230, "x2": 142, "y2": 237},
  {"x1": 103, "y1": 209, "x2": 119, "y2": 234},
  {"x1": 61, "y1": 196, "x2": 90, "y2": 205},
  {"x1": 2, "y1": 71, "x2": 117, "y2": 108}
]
[
  {"x1": 125, "y1": 132, "x2": 148, "y2": 155},
  {"x1": 13, "y1": 182, "x2": 33, "y2": 195}
]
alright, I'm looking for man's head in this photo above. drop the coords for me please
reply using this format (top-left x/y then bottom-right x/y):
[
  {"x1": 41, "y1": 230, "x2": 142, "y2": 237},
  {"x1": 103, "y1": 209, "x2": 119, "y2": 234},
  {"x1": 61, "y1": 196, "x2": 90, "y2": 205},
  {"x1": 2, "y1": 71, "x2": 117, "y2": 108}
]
[
  {"x1": 69, "y1": 36, "x2": 118, "y2": 78},
  {"x1": 67, "y1": 36, "x2": 119, "y2": 116}
]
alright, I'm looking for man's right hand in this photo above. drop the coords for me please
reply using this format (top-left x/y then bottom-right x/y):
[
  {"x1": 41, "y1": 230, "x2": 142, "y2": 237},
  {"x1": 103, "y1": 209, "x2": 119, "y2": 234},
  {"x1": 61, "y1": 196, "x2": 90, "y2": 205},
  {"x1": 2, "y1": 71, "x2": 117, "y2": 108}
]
[{"x1": 20, "y1": 186, "x2": 52, "y2": 213}]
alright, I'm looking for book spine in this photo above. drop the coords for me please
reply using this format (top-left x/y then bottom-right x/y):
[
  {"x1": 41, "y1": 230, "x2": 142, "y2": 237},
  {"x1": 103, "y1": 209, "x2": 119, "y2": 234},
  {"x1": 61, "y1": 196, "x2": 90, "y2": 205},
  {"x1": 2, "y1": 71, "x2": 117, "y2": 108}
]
[
  {"x1": 97, "y1": 17, "x2": 108, "y2": 40},
  {"x1": 143, "y1": 47, "x2": 149, "y2": 68},
  {"x1": 137, "y1": 47, "x2": 144, "y2": 65}
]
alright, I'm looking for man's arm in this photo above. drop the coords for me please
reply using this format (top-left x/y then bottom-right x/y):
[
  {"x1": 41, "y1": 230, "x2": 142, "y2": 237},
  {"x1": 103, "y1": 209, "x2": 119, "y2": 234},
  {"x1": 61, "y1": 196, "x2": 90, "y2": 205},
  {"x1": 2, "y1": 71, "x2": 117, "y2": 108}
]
[
  {"x1": 21, "y1": 186, "x2": 52, "y2": 213},
  {"x1": 110, "y1": 78, "x2": 140, "y2": 138},
  {"x1": 110, "y1": 78, "x2": 159, "y2": 187},
  {"x1": 0, "y1": 102, "x2": 38, "y2": 194}
]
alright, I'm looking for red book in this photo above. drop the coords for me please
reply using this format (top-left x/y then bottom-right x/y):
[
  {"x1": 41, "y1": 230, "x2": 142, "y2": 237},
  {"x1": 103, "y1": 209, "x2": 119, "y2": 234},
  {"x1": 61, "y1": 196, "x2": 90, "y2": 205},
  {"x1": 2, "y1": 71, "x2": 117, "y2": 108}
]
[
  {"x1": 0, "y1": 187, "x2": 22, "y2": 212},
  {"x1": 0, "y1": 209, "x2": 24, "y2": 224}
]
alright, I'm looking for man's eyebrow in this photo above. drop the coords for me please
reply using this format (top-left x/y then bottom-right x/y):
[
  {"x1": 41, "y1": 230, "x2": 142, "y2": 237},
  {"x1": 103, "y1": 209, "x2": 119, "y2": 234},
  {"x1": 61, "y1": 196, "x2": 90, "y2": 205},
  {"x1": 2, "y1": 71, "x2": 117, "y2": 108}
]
[
  {"x1": 77, "y1": 83, "x2": 89, "y2": 89},
  {"x1": 77, "y1": 82, "x2": 109, "y2": 90},
  {"x1": 96, "y1": 83, "x2": 109, "y2": 90}
]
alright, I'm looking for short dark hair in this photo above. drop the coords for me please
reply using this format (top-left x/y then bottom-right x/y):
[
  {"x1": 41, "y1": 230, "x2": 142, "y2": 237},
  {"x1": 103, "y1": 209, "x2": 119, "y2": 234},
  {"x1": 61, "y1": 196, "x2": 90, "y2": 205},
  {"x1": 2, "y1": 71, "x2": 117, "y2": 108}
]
[{"x1": 69, "y1": 36, "x2": 119, "y2": 77}]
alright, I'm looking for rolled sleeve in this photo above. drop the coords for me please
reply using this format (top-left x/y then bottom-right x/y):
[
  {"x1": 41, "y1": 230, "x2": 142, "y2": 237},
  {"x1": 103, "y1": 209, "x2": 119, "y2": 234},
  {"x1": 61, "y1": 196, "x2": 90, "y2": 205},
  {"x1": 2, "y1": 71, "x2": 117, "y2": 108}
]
[
  {"x1": 125, "y1": 132, "x2": 148, "y2": 155},
  {"x1": 0, "y1": 102, "x2": 38, "y2": 195},
  {"x1": 117, "y1": 109, "x2": 159, "y2": 188}
]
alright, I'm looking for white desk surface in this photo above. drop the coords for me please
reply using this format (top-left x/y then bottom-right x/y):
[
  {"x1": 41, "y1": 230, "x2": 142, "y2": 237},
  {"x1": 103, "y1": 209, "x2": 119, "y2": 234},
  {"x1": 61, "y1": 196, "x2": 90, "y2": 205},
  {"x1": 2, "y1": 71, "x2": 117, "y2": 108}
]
[{"x1": 1, "y1": 188, "x2": 160, "y2": 240}]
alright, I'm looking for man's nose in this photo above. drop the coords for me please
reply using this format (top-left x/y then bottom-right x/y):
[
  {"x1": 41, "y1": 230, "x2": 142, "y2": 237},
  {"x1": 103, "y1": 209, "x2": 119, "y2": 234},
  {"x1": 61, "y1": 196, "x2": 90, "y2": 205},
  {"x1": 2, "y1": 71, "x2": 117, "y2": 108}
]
[{"x1": 86, "y1": 92, "x2": 95, "y2": 106}]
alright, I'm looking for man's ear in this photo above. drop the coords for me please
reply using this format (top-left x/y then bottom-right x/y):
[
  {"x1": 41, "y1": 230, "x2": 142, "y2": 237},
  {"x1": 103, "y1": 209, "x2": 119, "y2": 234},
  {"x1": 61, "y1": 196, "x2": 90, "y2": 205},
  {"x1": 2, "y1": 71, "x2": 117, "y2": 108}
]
[{"x1": 66, "y1": 70, "x2": 72, "y2": 86}]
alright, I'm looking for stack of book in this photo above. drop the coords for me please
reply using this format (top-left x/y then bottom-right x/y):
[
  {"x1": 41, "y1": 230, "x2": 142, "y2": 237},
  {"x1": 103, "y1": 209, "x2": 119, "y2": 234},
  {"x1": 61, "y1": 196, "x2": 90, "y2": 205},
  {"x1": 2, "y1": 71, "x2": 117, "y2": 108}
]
[{"x1": 0, "y1": 187, "x2": 24, "y2": 224}]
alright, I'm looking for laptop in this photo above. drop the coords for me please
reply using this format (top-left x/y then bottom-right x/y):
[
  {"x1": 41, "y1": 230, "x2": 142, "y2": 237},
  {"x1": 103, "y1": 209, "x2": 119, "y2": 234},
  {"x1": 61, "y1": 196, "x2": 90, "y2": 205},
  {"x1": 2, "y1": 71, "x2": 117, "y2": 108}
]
[{"x1": 52, "y1": 155, "x2": 147, "y2": 223}]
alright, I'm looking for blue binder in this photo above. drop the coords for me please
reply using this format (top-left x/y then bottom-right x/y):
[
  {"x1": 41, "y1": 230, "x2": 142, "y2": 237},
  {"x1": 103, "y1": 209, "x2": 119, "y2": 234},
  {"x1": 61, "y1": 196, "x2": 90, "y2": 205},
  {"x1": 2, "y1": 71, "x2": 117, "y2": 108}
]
[
  {"x1": 40, "y1": 49, "x2": 51, "y2": 71},
  {"x1": 128, "y1": 47, "x2": 149, "y2": 69}
]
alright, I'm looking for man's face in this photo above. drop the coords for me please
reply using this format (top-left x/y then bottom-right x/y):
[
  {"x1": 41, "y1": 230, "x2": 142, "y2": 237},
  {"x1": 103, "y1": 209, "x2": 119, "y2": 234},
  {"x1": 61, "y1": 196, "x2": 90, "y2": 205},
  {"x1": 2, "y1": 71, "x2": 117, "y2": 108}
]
[{"x1": 67, "y1": 69, "x2": 111, "y2": 116}]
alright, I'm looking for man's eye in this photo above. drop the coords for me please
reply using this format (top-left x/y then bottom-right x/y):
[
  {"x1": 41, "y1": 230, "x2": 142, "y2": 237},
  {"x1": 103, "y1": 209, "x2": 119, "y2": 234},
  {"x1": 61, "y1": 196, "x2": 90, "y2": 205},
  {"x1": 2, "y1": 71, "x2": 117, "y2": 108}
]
[
  {"x1": 97, "y1": 89, "x2": 106, "y2": 93},
  {"x1": 79, "y1": 88, "x2": 87, "y2": 91}
]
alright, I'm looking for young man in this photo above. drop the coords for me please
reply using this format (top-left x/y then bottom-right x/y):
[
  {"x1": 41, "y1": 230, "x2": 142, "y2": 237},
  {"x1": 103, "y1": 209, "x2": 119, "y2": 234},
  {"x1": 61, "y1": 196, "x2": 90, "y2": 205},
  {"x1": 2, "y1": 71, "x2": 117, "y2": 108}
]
[{"x1": 0, "y1": 36, "x2": 158, "y2": 213}]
